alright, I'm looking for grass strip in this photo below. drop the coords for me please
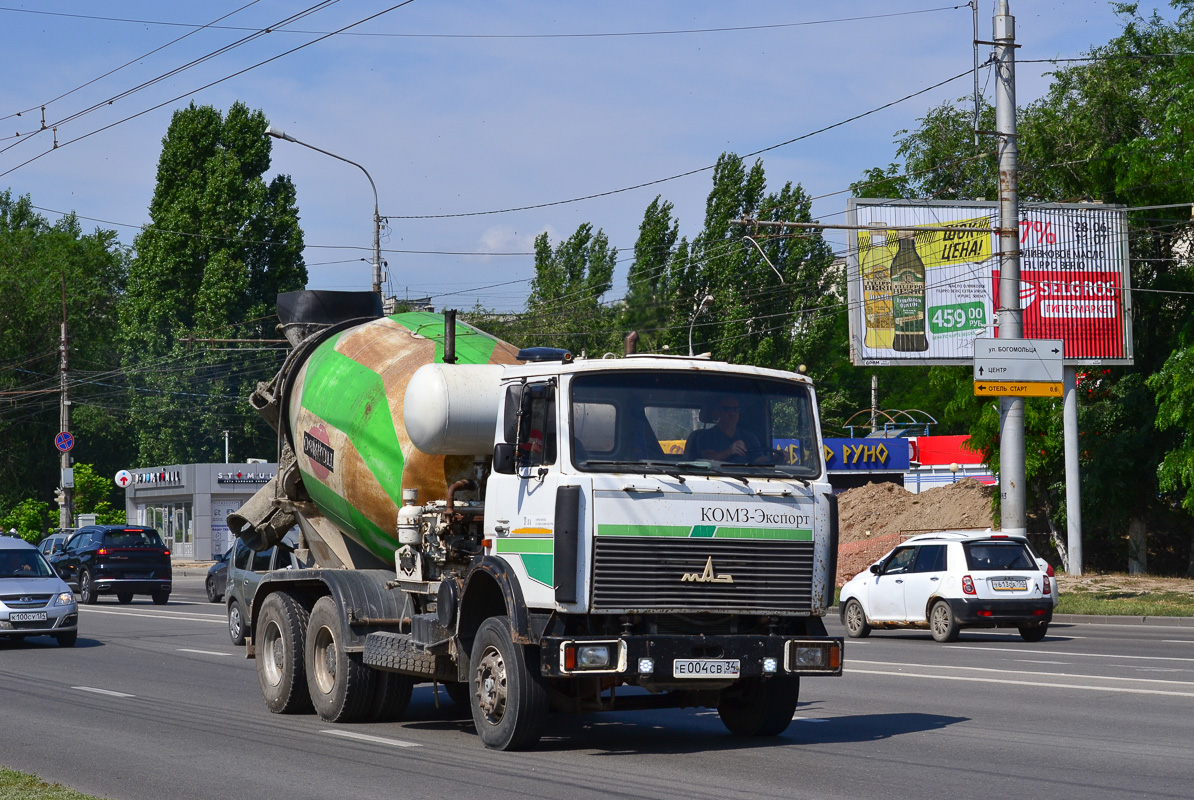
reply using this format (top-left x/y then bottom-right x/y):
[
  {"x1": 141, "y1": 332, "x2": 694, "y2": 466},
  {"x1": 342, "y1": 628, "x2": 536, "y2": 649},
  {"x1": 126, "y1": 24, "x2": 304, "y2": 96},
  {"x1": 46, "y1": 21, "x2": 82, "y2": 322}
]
[{"x1": 0, "y1": 768, "x2": 102, "y2": 800}]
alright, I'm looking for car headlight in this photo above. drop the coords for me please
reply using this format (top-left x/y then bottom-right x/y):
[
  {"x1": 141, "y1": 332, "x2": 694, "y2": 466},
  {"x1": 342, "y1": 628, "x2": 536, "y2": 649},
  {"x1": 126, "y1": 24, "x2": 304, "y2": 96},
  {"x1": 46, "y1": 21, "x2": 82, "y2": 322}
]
[{"x1": 55, "y1": 592, "x2": 75, "y2": 606}]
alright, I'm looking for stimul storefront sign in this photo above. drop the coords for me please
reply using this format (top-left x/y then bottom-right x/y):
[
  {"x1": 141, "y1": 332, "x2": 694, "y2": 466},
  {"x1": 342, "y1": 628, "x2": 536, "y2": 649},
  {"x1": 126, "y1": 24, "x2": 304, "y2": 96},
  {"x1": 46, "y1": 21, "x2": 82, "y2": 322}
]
[
  {"x1": 847, "y1": 199, "x2": 1132, "y2": 367},
  {"x1": 217, "y1": 471, "x2": 275, "y2": 485}
]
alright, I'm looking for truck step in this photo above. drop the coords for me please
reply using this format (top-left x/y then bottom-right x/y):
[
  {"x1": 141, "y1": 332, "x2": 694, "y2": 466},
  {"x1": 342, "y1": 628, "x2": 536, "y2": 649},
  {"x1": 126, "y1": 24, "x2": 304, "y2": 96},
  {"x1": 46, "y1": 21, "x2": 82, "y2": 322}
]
[{"x1": 364, "y1": 631, "x2": 456, "y2": 681}]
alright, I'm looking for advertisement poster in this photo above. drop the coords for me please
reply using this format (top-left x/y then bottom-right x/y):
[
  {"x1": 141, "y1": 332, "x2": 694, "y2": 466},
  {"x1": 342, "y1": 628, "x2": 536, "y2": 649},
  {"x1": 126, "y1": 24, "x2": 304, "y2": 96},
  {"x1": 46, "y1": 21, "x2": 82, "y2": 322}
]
[{"x1": 846, "y1": 199, "x2": 1132, "y2": 366}]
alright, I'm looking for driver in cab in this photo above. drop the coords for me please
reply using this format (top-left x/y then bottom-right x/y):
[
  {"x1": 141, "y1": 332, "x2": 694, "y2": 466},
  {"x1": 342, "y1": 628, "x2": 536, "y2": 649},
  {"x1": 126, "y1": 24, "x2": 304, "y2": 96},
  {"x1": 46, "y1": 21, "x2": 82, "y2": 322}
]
[{"x1": 685, "y1": 397, "x2": 761, "y2": 463}]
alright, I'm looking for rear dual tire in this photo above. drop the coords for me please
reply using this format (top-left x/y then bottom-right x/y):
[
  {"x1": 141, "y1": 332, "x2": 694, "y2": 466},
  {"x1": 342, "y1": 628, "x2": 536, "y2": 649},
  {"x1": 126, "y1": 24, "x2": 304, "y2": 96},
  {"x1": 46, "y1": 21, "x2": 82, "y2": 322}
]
[
  {"x1": 718, "y1": 677, "x2": 800, "y2": 737},
  {"x1": 305, "y1": 596, "x2": 375, "y2": 723},
  {"x1": 257, "y1": 592, "x2": 313, "y2": 714}
]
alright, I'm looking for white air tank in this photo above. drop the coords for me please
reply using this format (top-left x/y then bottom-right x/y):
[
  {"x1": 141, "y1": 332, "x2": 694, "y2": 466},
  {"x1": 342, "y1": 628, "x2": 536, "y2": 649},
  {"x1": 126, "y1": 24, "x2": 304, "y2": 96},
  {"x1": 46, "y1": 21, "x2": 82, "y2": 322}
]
[{"x1": 404, "y1": 363, "x2": 506, "y2": 455}]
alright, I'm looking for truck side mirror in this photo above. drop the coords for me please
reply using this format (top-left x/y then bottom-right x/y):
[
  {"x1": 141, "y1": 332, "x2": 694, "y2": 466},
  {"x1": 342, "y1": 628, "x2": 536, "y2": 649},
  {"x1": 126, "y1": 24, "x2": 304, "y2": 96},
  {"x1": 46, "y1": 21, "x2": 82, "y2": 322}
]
[{"x1": 493, "y1": 443, "x2": 516, "y2": 474}]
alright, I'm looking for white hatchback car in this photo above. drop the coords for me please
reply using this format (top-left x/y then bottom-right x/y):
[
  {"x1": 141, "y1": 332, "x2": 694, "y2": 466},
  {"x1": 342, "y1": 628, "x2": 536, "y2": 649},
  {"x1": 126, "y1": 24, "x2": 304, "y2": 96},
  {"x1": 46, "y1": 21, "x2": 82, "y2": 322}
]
[{"x1": 839, "y1": 531, "x2": 1054, "y2": 643}]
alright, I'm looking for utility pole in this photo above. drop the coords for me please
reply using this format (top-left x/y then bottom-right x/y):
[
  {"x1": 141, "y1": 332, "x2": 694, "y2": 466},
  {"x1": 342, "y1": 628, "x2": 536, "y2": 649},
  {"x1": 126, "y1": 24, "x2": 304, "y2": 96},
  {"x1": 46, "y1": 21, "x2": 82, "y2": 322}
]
[
  {"x1": 58, "y1": 271, "x2": 73, "y2": 529},
  {"x1": 994, "y1": 0, "x2": 1026, "y2": 536}
]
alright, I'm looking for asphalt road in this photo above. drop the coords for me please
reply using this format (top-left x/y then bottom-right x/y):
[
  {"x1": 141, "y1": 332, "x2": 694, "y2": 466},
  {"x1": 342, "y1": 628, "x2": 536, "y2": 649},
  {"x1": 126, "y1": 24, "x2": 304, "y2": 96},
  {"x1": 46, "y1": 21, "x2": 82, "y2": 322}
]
[{"x1": 2, "y1": 574, "x2": 1192, "y2": 800}]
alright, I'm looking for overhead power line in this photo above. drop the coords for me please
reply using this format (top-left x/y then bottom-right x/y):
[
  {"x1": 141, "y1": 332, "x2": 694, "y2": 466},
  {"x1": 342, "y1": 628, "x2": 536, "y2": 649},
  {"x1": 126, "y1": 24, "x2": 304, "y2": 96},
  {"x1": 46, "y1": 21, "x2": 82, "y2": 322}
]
[
  {"x1": 0, "y1": 5, "x2": 969, "y2": 39},
  {"x1": 0, "y1": 0, "x2": 418, "y2": 181},
  {"x1": 387, "y1": 67, "x2": 976, "y2": 219}
]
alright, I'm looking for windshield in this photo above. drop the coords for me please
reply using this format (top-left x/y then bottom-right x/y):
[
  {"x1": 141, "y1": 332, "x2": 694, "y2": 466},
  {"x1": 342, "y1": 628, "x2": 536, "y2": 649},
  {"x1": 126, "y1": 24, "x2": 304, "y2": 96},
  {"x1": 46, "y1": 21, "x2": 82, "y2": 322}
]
[
  {"x1": 0, "y1": 549, "x2": 56, "y2": 578},
  {"x1": 570, "y1": 370, "x2": 820, "y2": 479}
]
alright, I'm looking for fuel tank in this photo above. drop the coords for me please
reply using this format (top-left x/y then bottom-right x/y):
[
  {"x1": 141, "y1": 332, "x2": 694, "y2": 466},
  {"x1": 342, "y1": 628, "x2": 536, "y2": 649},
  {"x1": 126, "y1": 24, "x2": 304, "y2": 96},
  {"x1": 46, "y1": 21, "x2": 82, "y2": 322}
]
[{"x1": 285, "y1": 310, "x2": 520, "y2": 564}]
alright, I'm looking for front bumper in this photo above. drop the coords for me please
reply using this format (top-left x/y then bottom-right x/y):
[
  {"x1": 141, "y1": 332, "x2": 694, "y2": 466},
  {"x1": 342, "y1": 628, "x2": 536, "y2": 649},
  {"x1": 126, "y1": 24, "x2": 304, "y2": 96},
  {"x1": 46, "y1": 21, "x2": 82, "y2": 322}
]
[
  {"x1": 946, "y1": 597, "x2": 1053, "y2": 626},
  {"x1": 539, "y1": 634, "x2": 843, "y2": 679},
  {"x1": 0, "y1": 611, "x2": 78, "y2": 637}
]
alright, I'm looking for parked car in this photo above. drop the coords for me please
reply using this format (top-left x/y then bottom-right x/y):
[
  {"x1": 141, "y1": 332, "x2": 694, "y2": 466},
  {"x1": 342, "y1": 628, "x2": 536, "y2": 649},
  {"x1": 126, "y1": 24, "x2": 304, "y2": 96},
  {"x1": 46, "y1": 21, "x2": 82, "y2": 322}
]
[
  {"x1": 839, "y1": 530, "x2": 1054, "y2": 643},
  {"x1": 51, "y1": 525, "x2": 172, "y2": 605},
  {"x1": 206, "y1": 547, "x2": 232, "y2": 603},
  {"x1": 0, "y1": 536, "x2": 79, "y2": 646},
  {"x1": 226, "y1": 532, "x2": 301, "y2": 645},
  {"x1": 38, "y1": 532, "x2": 70, "y2": 559}
]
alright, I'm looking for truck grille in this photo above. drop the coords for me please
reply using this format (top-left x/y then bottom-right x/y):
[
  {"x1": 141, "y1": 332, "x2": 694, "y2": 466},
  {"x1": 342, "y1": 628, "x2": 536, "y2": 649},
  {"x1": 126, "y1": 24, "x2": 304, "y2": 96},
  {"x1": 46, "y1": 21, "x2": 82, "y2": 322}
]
[{"x1": 591, "y1": 538, "x2": 814, "y2": 613}]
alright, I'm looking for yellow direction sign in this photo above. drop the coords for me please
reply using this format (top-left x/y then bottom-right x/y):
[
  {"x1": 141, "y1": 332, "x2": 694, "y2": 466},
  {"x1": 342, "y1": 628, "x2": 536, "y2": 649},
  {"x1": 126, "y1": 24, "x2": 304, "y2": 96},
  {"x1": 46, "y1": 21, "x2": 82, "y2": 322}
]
[{"x1": 974, "y1": 381, "x2": 1063, "y2": 398}]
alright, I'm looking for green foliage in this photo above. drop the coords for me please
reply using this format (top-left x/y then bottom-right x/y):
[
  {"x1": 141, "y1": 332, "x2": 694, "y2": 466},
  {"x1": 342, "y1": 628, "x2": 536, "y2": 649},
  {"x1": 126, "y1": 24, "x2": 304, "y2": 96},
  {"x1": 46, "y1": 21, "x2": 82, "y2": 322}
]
[
  {"x1": 69, "y1": 463, "x2": 115, "y2": 516},
  {"x1": 1, "y1": 498, "x2": 51, "y2": 542},
  {"x1": 0, "y1": 767, "x2": 100, "y2": 800},
  {"x1": 1150, "y1": 346, "x2": 1194, "y2": 513},
  {"x1": 0, "y1": 191, "x2": 129, "y2": 512},
  {"x1": 121, "y1": 102, "x2": 306, "y2": 466}
]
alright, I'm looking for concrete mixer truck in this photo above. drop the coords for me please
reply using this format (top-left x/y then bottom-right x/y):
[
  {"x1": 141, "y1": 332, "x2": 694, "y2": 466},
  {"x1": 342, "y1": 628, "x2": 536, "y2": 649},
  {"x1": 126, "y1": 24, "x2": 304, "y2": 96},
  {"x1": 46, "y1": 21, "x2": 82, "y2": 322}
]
[{"x1": 230, "y1": 290, "x2": 842, "y2": 750}]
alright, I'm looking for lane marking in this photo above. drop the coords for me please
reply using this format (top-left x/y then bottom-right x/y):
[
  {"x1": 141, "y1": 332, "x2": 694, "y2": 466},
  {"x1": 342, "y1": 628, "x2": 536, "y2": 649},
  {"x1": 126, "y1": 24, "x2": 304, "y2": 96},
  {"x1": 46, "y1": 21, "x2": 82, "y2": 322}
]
[
  {"x1": 850, "y1": 659, "x2": 1194, "y2": 688},
  {"x1": 177, "y1": 648, "x2": 234, "y2": 657},
  {"x1": 80, "y1": 608, "x2": 224, "y2": 625},
  {"x1": 792, "y1": 716, "x2": 829, "y2": 722},
  {"x1": 81, "y1": 611, "x2": 228, "y2": 625},
  {"x1": 941, "y1": 645, "x2": 1194, "y2": 662},
  {"x1": 322, "y1": 730, "x2": 420, "y2": 748},
  {"x1": 1015, "y1": 659, "x2": 1071, "y2": 665},
  {"x1": 846, "y1": 668, "x2": 1194, "y2": 698},
  {"x1": 1163, "y1": 640, "x2": 1194, "y2": 644},
  {"x1": 73, "y1": 686, "x2": 135, "y2": 698}
]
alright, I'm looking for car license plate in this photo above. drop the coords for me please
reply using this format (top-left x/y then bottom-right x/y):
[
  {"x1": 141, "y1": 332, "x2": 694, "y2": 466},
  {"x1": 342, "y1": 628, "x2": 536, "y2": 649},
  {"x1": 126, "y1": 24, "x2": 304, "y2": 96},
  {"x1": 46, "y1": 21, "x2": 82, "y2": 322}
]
[
  {"x1": 125, "y1": 572, "x2": 150, "y2": 579},
  {"x1": 991, "y1": 579, "x2": 1028, "y2": 591},
  {"x1": 673, "y1": 659, "x2": 741, "y2": 678},
  {"x1": 10, "y1": 612, "x2": 47, "y2": 622}
]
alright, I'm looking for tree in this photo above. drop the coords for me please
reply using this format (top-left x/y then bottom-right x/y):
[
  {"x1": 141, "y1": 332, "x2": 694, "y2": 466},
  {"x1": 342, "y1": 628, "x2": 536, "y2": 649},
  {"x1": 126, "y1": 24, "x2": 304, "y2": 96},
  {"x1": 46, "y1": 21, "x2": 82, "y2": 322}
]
[
  {"x1": 121, "y1": 102, "x2": 306, "y2": 466},
  {"x1": 523, "y1": 223, "x2": 619, "y2": 355},
  {"x1": 0, "y1": 498, "x2": 51, "y2": 543},
  {"x1": 0, "y1": 192, "x2": 129, "y2": 514}
]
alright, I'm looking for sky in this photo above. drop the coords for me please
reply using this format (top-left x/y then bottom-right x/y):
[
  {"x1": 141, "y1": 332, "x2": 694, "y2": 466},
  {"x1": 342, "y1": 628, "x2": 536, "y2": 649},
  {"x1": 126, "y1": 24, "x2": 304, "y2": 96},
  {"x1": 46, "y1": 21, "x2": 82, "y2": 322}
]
[{"x1": 0, "y1": 1, "x2": 1181, "y2": 312}]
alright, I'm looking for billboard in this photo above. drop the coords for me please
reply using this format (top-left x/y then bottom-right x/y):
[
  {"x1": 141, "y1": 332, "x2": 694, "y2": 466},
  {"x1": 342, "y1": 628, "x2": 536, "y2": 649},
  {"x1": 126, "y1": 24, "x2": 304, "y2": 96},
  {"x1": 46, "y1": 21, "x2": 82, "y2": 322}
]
[{"x1": 845, "y1": 199, "x2": 1132, "y2": 366}]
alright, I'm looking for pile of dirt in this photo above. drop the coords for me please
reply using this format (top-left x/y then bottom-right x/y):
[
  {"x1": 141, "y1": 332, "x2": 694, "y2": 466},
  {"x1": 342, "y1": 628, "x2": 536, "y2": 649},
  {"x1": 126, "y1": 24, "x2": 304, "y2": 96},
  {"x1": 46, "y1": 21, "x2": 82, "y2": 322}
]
[{"x1": 835, "y1": 478, "x2": 995, "y2": 586}]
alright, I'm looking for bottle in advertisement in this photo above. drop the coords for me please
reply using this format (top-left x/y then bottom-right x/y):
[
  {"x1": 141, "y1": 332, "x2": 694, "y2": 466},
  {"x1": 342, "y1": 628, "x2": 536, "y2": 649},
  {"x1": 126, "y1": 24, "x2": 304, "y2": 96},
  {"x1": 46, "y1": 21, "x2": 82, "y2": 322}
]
[
  {"x1": 860, "y1": 224, "x2": 894, "y2": 348},
  {"x1": 891, "y1": 231, "x2": 929, "y2": 352}
]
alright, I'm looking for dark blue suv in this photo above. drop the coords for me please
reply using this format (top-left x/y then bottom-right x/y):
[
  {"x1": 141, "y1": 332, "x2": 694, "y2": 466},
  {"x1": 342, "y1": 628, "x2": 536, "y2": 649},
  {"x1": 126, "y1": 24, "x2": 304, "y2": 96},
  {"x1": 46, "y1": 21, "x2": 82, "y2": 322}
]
[{"x1": 51, "y1": 526, "x2": 172, "y2": 605}]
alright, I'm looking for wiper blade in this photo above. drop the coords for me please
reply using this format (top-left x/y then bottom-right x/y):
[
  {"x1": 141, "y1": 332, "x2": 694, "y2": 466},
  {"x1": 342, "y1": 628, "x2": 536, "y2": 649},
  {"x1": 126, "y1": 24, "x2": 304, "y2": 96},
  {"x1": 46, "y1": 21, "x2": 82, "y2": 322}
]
[{"x1": 582, "y1": 460, "x2": 687, "y2": 483}]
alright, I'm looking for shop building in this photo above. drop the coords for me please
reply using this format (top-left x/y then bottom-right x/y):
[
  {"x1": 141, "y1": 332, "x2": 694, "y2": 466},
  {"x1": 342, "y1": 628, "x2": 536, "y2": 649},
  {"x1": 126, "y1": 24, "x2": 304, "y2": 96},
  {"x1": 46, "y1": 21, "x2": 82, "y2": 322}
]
[{"x1": 122, "y1": 463, "x2": 276, "y2": 560}]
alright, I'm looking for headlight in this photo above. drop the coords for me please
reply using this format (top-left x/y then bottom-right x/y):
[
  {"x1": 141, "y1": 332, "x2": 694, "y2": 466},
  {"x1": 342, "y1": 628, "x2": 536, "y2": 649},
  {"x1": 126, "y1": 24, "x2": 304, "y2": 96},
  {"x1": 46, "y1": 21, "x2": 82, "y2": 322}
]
[{"x1": 55, "y1": 592, "x2": 75, "y2": 606}]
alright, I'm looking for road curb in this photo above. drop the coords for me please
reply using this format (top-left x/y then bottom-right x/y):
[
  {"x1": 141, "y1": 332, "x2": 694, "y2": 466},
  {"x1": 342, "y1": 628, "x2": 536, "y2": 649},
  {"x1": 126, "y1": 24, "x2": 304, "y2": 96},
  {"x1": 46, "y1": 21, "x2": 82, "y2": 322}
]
[
  {"x1": 1051, "y1": 613, "x2": 1194, "y2": 627},
  {"x1": 829, "y1": 606, "x2": 1194, "y2": 627}
]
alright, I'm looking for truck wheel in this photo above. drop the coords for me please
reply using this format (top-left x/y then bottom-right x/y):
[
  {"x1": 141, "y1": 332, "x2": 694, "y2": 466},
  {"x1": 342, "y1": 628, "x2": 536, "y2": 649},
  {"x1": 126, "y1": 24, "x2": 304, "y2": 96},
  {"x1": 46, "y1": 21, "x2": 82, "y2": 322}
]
[
  {"x1": 930, "y1": 600, "x2": 960, "y2": 643},
  {"x1": 842, "y1": 598, "x2": 871, "y2": 639},
  {"x1": 368, "y1": 671, "x2": 415, "y2": 722},
  {"x1": 305, "y1": 596, "x2": 376, "y2": 723},
  {"x1": 256, "y1": 592, "x2": 313, "y2": 714},
  {"x1": 469, "y1": 616, "x2": 548, "y2": 751},
  {"x1": 717, "y1": 676, "x2": 800, "y2": 736},
  {"x1": 228, "y1": 599, "x2": 246, "y2": 646}
]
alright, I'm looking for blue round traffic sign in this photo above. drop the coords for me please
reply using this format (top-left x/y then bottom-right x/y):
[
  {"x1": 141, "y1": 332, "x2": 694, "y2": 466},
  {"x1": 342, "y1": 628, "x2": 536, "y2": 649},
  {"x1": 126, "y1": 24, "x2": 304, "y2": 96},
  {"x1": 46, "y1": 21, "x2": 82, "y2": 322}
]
[{"x1": 55, "y1": 431, "x2": 74, "y2": 452}]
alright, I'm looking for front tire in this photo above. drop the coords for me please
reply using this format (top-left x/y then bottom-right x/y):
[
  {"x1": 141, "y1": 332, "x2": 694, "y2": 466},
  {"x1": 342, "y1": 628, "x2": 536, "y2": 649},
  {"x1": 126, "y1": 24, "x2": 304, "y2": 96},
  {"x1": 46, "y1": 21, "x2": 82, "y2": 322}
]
[
  {"x1": 1018, "y1": 622, "x2": 1048, "y2": 642},
  {"x1": 256, "y1": 592, "x2": 313, "y2": 714},
  {"x1": 79, "y1": 569, "x2": 97, "y2": 605},
  {"x1": 56, "y1": 631, "x2": 78, "y2": 648},
  {"x1": 930, "y1": 600, "x2": 960, "y2": 643},
  {"x1": 842, "y1": 598, "x2": 872, "y2": 639},
  {"x1": 717, "y1": 677, "x2": 800, "y2": 736},
  {"x1": 305, "y1": 596, "x2": 376, "y2": 723},
  {"x1": 228, "y1": 599, "x2": 246, "y2": 646},
  {"x1": 206, "y1": 576, "x2": 220, "y2": 603},
  {"x1": 469, "y1": 616, "x2": 548, "y2": 751}
]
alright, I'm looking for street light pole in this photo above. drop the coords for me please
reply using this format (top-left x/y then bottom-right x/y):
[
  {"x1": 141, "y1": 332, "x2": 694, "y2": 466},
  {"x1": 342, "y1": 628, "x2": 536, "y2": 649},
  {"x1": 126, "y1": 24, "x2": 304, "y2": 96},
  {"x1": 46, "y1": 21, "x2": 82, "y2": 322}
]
[
  {"x1": 265, "y1": 126, "x2": 383, "y2": 297},
  {"x1": 688, "y1": 294, "x2": 714, "y2": 356}
]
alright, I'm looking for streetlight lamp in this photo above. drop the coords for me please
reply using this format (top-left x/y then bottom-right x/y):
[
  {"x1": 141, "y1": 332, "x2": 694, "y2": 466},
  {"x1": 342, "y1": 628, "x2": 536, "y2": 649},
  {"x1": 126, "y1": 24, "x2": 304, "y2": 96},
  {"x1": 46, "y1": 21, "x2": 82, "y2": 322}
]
[
  {"x1": 688, "y1": 294, "x2": 714, "y2": 356},
  {"x1": 265, "y1": 125, "x2": 384, "y2": 297}
]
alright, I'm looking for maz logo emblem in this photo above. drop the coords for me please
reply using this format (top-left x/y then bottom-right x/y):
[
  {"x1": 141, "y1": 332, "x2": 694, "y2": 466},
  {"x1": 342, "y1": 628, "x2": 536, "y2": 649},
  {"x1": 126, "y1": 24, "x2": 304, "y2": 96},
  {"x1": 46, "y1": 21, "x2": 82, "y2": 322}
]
[{"x1": 681, "y1": 556, "x2": 734, "y2": 584}]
